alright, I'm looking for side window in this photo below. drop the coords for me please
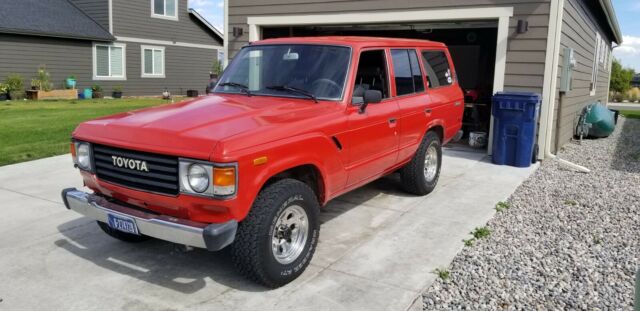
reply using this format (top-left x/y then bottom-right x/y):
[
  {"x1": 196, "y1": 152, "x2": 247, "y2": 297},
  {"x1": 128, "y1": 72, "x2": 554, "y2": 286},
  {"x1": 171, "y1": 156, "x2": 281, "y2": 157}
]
[
  {"x1": 421, "y1": 51, "x2": 453, "y2": 88},
  {"x1": 391, "y1": 49, "x2": 424, "y2": 96},
  {"x1": 353, "y1": 50, "x2": 390, "y2": 102}
]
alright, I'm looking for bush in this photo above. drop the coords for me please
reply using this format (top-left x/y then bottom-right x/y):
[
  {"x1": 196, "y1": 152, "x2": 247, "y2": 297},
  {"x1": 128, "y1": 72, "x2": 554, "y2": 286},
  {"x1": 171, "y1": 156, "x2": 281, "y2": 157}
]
[
  {"x1": 627, "y1": 87, "x2": 640, "y2": 103},
  {"x1": 31, "y1": 66, "x2": 53, "y2": 91},
  {"x1": 4, "y1": 74, "x2": 24, "y2": 92},
  {"x1": 614, "y1": 93, "x2": 624, "y2": 103},
  {"x1": 92, "y1": 84, "x2": 103, "y2": 92}
]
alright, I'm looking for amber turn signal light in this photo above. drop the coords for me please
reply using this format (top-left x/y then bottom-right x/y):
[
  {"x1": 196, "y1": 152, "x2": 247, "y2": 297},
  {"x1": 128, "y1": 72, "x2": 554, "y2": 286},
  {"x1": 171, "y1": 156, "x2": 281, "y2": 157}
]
[{"x1": 213, "y1": 167, "x2": 236, "y2": 187}]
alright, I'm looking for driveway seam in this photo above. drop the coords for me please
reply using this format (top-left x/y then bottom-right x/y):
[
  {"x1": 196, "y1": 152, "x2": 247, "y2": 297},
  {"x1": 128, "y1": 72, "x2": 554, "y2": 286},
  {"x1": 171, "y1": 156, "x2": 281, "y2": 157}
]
[{"x1": 0, "y1": 186, "x2": 63, "y2": 206}]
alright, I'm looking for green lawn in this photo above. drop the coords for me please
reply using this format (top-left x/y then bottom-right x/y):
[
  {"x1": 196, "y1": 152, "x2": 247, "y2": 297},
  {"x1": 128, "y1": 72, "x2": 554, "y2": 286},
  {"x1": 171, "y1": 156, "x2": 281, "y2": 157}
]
[
  {"x1": 620, "y1": 110, "x2": 640, "y2": 120},
  {"x1": 0, "y1": 98, "x2": 171, "y2": 166}
]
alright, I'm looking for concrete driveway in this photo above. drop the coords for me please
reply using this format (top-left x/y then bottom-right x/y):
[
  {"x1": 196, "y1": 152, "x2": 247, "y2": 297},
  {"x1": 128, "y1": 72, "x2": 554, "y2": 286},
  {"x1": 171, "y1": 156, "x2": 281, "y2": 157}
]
[
  {"x1": 608, "y1": 102, "x2": 640, "y2": 111},
  {"x1": 0, "y1": 148, "x2": 536, "y2": 311}
]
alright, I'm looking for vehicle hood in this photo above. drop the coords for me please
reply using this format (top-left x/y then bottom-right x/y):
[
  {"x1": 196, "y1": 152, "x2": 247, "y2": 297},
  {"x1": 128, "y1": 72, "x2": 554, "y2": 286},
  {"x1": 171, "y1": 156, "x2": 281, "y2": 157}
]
[{"x1": 73, "y1": 94, "x2": 340, "y2": 160}]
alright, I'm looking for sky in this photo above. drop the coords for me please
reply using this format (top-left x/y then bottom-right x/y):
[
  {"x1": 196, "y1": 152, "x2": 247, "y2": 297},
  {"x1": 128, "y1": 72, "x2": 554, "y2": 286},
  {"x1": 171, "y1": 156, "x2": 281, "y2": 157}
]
[
  {"x1": 191, "y1": 0, "x2": 638, "y2": 72},
  {"x1": 612, "y1": 0, "x2": 640, "y2": 72},
  {"x1": 188, "y1": 0, "x2": 224, "y2": 33}
]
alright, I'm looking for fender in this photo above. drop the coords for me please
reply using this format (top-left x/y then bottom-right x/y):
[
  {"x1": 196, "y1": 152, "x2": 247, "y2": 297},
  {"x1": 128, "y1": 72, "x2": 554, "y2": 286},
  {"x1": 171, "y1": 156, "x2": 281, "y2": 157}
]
[{"x1": 214, "y1": 132, "x2": 346, "y2": 220}]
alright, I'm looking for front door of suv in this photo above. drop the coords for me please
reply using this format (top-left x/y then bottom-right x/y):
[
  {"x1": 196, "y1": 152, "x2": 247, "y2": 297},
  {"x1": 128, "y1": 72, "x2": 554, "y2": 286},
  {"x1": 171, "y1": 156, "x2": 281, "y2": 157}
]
[{"x1": 345, "y1": 49, "x2": 399, "y2": 186}]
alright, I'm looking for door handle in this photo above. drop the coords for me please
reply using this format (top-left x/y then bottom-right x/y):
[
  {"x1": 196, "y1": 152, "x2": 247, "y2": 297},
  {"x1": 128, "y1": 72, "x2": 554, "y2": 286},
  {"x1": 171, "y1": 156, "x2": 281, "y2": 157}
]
[
  {"x1": 425, "y1": 108, "x2": 432, "y2": 114},
  {"x1": 388, "y1": 118, "x2": 397, "y2": 128}
]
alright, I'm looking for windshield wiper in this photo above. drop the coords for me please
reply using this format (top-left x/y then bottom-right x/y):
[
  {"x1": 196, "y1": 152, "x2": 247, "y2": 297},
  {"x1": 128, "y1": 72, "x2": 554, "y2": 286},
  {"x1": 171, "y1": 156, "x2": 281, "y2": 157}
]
[
  {"x1": 219, "y1": 82, "x2": 252, "y2": 96},
  {"x1": 266, "y1": 85, "x2": 318, "y2": 103}
]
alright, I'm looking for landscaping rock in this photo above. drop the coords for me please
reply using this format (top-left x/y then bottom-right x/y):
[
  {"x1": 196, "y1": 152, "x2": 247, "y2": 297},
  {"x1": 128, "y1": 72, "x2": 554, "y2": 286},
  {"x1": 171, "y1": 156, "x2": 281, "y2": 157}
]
[{"x1": 423, "y1": 117, "x2": 639, "y2": 310}]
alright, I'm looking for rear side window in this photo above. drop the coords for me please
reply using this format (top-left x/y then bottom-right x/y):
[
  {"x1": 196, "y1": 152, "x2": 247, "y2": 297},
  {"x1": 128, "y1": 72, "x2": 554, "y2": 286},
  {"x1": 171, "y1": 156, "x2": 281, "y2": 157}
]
[
  {"x1": 391, "y1": 49, "x2": 425, "y2": 96},
  {"x1": 421, "y1": 51, "x2": 453, "y2": 88}
]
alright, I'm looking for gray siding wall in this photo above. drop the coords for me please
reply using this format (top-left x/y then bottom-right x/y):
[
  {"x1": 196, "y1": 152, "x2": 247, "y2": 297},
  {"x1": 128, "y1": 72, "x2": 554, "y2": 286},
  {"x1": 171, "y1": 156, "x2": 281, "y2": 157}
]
[
  {"x1": 112, "y1": 0, "x2": 221, "y2": 45},
  {"x1": 97, "y1": 41, "x2": 218, "y2": 96},
  {"x1": 0, "y1": 34, "x2": 216, "y2": 96},
  {"x1": 227, "y1": 0, "x2": 552, "y2": 94},
  {"x1": 69, "y1": 0, "x2": 110, "y2": 30},
  {"x1": 552, "y1": 0, "x2": 613, "y2": 151},
  {"x1": 0, "y1": 34, "x2": 93, "y2": 92}
]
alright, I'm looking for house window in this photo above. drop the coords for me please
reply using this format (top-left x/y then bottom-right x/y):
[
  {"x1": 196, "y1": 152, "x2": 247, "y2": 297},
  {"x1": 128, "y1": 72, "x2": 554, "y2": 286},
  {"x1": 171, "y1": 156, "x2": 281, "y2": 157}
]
[
  {"x1": 93, "y1": 43, "x2": 126, "y2": 80},
  {"x1": 152, "y1": 0, "x2": 178, "y2": 20},
  {"x1": 141, "y1": 46, "x2": 165, "y2": 78},
  {"x1": 590, "y1": 32, "x2": 601, "y2": 96}
]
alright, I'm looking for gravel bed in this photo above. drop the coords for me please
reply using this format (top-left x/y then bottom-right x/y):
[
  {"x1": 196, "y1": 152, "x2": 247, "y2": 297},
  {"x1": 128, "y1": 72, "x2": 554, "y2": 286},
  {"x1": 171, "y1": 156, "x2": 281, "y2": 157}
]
[{"x1": 423, "y1": 117, "x2": 640, "y2": 310}]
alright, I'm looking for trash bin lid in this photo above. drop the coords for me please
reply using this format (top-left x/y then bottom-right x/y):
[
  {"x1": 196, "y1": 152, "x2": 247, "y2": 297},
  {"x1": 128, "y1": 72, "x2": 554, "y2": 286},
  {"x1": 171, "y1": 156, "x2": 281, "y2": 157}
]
[{"x1": 493, "y1": 92, "x2": 541, "y2": 102}]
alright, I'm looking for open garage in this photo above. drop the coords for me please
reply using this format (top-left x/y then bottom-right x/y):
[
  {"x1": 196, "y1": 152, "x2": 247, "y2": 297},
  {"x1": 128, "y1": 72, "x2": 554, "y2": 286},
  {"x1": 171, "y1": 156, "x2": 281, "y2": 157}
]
[{"x1": 261, "y1": 22, "x2": 499, "y2": 150}]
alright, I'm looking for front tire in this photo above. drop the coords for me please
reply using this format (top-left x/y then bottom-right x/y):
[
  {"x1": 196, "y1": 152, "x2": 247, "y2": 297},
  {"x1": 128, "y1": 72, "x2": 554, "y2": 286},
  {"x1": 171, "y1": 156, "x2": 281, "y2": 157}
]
[
  {"x1": 231, "y1": 179, "x2": 320, "y2": 288},
  {"x1": 400, "y1": 131, "x2": 442, "y2": 195}
]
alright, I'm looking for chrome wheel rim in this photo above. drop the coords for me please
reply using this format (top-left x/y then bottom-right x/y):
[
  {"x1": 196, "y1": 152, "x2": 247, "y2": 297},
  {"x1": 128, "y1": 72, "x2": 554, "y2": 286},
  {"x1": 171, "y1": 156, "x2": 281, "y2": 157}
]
[
  {"x1": 271, "y1": 205, "x2": 309, "y2": 265},
  {"x1": 424, "y1": 144, "x2": 438, "y2": 182}
]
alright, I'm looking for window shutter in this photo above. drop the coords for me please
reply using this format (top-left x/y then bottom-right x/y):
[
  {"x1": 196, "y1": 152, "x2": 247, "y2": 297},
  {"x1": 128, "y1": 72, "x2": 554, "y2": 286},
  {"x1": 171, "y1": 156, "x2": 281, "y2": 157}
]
[
  {"x1": 144, "y1": 49, "x2": 154, "y2": 74},
  {"x1": 110, "y1": 47, "x2": 123, "y2": 76},
  {"x1": 166, "y1": 0, "x2": 176, "y2": 17},
  {"x1": 96, "y1": 46, "x2": 110, "y2": 76},
  {"x1": 154, "y1": 0, "x2": 164, "y2": 15},
  {"x1": 154, "y1": 49, "x2": 164, "y2": 75}
]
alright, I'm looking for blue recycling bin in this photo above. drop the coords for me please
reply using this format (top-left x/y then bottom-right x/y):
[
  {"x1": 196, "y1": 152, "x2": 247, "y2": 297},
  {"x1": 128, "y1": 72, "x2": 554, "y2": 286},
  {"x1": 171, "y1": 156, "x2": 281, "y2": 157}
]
[{"x1": 491, "y1": 92, "x2": 541, "y2": 168}]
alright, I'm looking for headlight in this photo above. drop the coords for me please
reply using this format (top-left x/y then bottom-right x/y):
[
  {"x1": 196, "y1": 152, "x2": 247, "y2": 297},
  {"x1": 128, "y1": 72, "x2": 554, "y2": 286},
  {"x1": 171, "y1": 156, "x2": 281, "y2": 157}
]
[
  {"x1": 187, "y1": 164, "x2": 209, "y2": 193},
  {"x1": 179, "y1": 160, "x2": 237, "y2": 198},
  {"x1": 74, "y1": 141, "x2": 93, "y2": 171}
]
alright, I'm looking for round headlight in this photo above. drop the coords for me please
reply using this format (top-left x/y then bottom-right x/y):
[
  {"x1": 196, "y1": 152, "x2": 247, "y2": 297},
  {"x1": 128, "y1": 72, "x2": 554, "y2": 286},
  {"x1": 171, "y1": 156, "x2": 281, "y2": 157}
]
[
  {"x1": 77, "y1": 143, "x2": 91, "y2": 169},
  {"x1": 188, "y1": 164, "x2": 210, "y2": 193}
]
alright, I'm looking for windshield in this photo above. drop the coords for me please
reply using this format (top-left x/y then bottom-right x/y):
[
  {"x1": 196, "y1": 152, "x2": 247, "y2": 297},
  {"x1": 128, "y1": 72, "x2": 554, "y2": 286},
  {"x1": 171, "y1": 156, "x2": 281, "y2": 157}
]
[{"x1": 214, "y1": 44, "x2": 351, "y2": 101}]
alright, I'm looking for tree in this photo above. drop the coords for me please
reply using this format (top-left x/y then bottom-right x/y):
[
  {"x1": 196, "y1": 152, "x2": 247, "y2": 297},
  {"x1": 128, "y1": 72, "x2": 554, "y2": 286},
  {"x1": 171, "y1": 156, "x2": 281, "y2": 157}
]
[
  {"x1": 211, "y1": 59, "x2": 223, "y2": 76},
  {"x1": 610, "y1": 58, "x2": 635, "y2": 95}
]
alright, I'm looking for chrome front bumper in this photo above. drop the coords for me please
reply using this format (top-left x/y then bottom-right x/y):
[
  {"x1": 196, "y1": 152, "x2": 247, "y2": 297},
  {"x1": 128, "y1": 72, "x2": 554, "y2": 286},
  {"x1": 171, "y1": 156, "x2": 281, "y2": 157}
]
[{"x1": 61, "y1": 188, "x2": 237, "y2": 251}]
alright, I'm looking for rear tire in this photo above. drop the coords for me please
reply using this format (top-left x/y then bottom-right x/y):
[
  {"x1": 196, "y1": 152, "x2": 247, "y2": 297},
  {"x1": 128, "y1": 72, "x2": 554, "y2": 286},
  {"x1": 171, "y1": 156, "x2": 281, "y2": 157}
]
[
  {"x1": 231, "y1": 179, "x2": 320, "y2": 288},
  {"x1": 400, "y1": 131, "x2": 442, "y2": 196},
  {"x1": 97, "y1": 221, "x2": 150, "y2": 243}
]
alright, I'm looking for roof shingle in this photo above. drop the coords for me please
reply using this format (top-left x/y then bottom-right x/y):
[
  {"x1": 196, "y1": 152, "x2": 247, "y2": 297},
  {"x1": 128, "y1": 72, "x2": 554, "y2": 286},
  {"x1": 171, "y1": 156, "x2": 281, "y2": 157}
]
[{"x1": 0, "y1": 0, "x2": 114, "y2": 41}]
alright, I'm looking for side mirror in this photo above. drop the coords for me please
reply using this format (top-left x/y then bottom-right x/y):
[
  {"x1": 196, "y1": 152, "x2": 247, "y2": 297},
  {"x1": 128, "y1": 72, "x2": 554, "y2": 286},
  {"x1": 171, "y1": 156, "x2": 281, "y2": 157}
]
[{"x1": 358, "y1": 90, "x2": 382, "y2": 113}]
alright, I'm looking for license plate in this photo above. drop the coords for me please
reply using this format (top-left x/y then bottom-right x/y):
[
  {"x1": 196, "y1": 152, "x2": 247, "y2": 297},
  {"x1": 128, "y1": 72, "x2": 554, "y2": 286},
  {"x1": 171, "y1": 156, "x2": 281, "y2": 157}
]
[{"x1": 107, "y1": 213, "x2": 140, "y2": 235}]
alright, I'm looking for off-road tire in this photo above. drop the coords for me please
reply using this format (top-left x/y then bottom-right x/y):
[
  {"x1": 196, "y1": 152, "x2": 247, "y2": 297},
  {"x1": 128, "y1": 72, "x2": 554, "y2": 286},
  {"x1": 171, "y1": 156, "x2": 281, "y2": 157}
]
[
  {"x1": 400, "y1": 131, "x2": 442, "y2": 195},
  {"x1": 231, "y1": 179, "x2": 320, "y2": 288},
  {"x1": 97, "y1": 221, "x2": 150, "y2": 243}
]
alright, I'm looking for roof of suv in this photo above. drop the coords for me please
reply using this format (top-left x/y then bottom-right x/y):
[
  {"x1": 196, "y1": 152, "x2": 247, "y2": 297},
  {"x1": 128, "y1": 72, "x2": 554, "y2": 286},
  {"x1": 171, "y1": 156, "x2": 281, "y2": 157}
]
[{"x1": 252, "y1": 36, "x2": 446, "y2": 49}]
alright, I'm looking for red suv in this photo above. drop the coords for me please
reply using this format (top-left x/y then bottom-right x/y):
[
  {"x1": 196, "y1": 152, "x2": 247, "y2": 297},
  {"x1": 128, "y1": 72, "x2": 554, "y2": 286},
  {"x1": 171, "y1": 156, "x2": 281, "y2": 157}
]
[{"x1": 62, "y1": 37, "x2": 463, "y2": 287}]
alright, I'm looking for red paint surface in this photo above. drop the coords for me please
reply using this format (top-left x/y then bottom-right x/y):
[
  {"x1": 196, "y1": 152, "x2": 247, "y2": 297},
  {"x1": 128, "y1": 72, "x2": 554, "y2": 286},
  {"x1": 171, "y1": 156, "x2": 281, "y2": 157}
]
[{"x1": 73, "y1": 37, "x2": 463, "y2": 223}]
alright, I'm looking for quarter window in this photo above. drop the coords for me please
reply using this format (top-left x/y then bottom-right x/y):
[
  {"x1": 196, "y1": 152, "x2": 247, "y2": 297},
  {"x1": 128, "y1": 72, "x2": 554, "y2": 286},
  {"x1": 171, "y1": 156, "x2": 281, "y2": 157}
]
[
  {"x1": 421, "y1": 51, "x2": 453, "y2": 88},
  {"x1": 142, "y1": 46, "x2": 165, "y2": 77},
  {"x1": 391, "y1": 49, "x2": 424, "y2": 96},
  {"x1": 152, "y1": 0, "x2": 177, "y2": 20},
  {"x1": 94, "y1": 43, "x2": 125, "y2": 80}
]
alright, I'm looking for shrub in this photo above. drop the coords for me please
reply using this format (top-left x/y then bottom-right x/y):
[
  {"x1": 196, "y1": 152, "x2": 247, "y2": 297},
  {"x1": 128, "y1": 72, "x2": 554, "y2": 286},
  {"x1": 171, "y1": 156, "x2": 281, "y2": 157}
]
[
  {"x1": 31, "y1": 66, "x2": 53, "y2": 91},
  {"x1": 4, "y1": 74, "x2": 24, "y2": 92},
  {"x1": 113, "y1": 85, "x2": 122, "y2": 92},
  {"x1": 0, "y1": 83, "x2": 8, "y2": 94},
  {"x1": 613, "y1": 93, "x2": 624, "y2": 103},
  {"x1": 92, "y1": 84, "x2": 103, "y2": 92}
]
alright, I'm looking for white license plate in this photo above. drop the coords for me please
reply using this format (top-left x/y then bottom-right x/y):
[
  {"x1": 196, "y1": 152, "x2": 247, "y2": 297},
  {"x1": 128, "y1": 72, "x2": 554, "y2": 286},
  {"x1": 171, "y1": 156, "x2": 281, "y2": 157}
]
[{"x1": 107, "y1": 213, "x2": 140, "y2": 235}]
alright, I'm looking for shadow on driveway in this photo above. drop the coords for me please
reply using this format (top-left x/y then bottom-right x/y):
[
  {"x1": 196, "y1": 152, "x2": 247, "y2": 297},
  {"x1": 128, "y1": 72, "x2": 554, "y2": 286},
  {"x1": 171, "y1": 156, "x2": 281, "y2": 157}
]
[{"x1": 53, "y1": 178, "x2": 402, "y2": 294}]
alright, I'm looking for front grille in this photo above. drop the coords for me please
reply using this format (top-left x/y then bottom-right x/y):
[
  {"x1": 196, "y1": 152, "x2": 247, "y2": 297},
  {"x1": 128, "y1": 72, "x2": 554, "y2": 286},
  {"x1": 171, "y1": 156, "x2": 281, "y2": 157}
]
[{"x1": 93, "y1": 144, "x2": 179, "y2": 195}]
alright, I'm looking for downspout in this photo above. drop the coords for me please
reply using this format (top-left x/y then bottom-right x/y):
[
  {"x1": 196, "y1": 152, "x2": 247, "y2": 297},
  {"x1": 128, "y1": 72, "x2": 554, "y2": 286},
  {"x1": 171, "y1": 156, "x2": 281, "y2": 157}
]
[{"x1": 541, "y1": 0, "x2": 591, "y2": 173}]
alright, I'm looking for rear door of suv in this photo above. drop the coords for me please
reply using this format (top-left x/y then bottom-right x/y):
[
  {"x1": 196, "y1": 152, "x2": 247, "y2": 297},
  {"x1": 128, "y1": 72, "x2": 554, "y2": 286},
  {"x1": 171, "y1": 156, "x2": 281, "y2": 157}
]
[{"x1": 391, "y1": 48, "x2": 432, "y2": 161}]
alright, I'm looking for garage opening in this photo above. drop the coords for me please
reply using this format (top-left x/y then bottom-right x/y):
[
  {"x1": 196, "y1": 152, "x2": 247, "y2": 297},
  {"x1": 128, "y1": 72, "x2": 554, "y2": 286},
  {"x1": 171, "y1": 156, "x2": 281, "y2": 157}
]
[{"x1": 262, "y1": 22, "x2": 498, "y2": 150}]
